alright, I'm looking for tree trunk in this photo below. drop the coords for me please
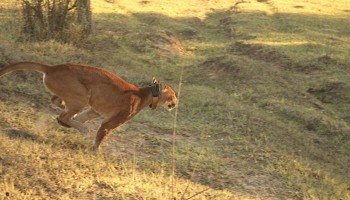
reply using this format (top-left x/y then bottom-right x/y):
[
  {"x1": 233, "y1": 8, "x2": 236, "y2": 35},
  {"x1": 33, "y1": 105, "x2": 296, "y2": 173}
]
[{"x1": 76, "y1": 0, "x2": 92, "y2": 34}]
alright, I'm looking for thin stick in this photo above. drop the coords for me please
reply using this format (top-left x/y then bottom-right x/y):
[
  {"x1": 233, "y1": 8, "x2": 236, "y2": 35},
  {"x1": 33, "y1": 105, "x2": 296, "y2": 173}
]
[
  {"x1": 133, "y1": 143, "x2": 136, "y2": 187},
  {"x1": 119, "y1": 155, "x2": 130, "y2": 179},
  {"x1": 180, "y1": 167, "x2": 196, "y2": 200},
  {"x1": 185, "y1": 188, "x2": 210, "y2": 200},
  {"x1": 172, "y1": 65, "x2": 185, "y2": 199}
]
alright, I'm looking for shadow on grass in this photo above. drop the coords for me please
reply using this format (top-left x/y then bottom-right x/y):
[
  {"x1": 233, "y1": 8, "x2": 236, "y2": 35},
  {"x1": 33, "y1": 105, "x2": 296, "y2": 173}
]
[
  {"x1": 3, "y1": 128, "x2": 39, "y2": 141},
  {"x1": 2, "y1": 127, "x2": 92, "y2": 153}
]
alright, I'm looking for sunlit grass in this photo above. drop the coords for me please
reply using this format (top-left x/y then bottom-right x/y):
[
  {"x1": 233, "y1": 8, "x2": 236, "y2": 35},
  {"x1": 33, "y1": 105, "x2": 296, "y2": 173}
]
[
  {"x1": 92, "y1": 0, "x2": 234, "y2": 19},
  {"x1": 273, "y1": 0, "x2": 350, "y2": 16},
  {"x1": 246, "y1": 40, "x2": 317, "y2": 46},
  {"x1": 0, "y1": 101, "x2": 235, "y2": 199}
]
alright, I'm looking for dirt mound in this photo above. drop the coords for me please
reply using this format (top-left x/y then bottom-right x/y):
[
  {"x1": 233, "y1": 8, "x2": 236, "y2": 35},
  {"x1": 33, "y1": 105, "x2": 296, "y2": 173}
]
[
  {"x1": 143, "y1": 31, "x2": 187, "y2": 56},
  {"x1": 228, "y1": 41, "x2": 292, "y2": 68},
  {"x1": 317, "y1": 55, "x2": 338, "y2": 65},
  {"x1": 293, "y1": 63, "x2": 320, "y2": 75},
  {"x1": 307, "y1": 82, "x2": 350, "y2": 104},
  {"x1": 294, "y1": 55, "x2": 340, "y2": 75},
  {"x1": 198, "y1": 56, "x2": 240, "y2": 79}
]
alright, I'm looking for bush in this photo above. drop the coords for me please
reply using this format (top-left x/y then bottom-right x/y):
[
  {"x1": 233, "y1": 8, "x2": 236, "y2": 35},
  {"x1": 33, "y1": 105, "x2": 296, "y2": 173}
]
[{"x1": 21, "y1": 0, "x2": 91, "y2": 43}]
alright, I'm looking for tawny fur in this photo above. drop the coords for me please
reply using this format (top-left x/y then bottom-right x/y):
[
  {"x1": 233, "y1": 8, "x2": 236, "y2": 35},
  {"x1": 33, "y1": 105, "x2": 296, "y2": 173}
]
[{"x1": 0, "y1": 62, "x2": 178, "y2": 150}]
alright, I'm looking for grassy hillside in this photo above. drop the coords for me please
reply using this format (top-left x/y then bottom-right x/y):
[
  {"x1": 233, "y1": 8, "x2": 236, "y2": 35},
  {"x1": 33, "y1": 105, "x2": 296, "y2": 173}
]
[{"x1": 1, "y1": 0, "x2": 350, "y2": 199}]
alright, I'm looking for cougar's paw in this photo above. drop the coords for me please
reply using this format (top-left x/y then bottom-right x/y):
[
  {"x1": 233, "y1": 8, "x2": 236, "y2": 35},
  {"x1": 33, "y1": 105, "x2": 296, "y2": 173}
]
[
  {"x1": 92, "y1": 143, "x2": 101, "y2": 152},
  {"x1": 56, "y1": 118, "x2": 72, "y2": 128}
]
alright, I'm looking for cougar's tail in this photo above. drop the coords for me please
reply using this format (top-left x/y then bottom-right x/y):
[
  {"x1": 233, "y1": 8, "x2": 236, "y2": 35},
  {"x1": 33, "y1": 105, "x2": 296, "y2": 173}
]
[{"x1": 0, "y1": 62, "x2": 51, "y2": 77}]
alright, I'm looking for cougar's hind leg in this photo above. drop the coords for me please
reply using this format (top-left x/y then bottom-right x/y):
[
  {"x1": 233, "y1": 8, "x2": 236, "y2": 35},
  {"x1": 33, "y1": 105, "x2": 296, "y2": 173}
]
[
  {"x1": 56, "y1": 100, "x2": 89, "y2": 134},
  {"x1": 74, "y1": 108, "x2": 100, "y2": 124},
  {"x1": 57, "y1": 117, "x2": 71, "y2": 128},
  {"x1": 51, "y1": 95, "x2": 69, "y2": 127},
  {"x1": 51, "y1": 95, "x2": 65, "y2": 109}
]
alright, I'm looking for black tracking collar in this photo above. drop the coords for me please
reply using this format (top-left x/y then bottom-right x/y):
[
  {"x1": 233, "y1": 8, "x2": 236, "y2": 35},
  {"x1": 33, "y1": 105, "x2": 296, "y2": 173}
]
[{"x1": 150, "y1": 84, "x2": 160, "y2": 97}]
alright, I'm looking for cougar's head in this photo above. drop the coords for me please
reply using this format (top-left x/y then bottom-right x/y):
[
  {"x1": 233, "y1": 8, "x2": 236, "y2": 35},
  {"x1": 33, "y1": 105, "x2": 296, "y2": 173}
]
[
  {"x1": 150, "y1": 78, "x2": 178, "y2": 111},
  {"x1": 159, "y1": 83, "x2": 178, "y2": 111}
]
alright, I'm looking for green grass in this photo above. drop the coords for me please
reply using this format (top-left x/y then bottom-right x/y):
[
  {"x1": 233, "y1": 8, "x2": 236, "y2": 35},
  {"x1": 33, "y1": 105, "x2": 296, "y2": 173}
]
[{"x1": 1, "y1": 0, "x2": 350, "y2": 199}]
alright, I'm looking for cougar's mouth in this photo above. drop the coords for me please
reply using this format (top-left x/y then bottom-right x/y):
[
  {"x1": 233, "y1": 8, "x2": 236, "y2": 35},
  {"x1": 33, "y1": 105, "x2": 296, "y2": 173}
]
[{"x1": 167, "y1": 103, "x2": 176, "y2": 111}]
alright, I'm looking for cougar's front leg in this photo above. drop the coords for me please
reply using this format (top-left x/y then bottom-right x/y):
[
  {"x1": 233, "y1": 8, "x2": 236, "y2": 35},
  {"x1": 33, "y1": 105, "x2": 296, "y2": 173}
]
[{"x1": 93, "y1": 113, "x2": 130, "y2": 151}]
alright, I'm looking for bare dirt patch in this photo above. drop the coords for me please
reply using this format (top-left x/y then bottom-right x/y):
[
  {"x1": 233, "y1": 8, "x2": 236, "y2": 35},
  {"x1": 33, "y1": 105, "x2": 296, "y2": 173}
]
[{"x1": 143, "y1": 31, "x2": 187, "y2": 57}]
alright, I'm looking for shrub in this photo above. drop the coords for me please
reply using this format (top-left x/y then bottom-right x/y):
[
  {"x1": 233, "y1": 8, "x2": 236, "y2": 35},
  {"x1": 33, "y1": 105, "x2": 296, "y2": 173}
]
[{"x1": 21, "y1": 0, "x2": 92, "y2": 43}]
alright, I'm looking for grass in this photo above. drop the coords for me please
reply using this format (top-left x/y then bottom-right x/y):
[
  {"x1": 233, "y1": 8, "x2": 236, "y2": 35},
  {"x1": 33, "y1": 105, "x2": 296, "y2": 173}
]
[{"x1": 1, "y1": 0, "x2": 350, "y2": 199}]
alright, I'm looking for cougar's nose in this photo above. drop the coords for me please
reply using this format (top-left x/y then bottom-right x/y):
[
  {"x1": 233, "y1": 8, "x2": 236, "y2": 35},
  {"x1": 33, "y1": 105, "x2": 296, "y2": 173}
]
[{"x1": 168, "y1": 103, "x2": 176, "y2": 109}]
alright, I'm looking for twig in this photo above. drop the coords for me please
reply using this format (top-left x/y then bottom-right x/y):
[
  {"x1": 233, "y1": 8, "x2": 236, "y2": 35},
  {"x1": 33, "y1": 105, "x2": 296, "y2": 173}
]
[
  {"x1": 118, "y1": 155, "x2": 130, "y2": 179},
  {"x1": 172, "y1": 64, "x2": 185, "y2": 199},
  {"x1": 133, "y1": 143, "x2": 136, "y2": 187},
  {"x1": 185, "y1": 188, "x2": 210, "y2": 200},
  {"x1": 180, "y1": 167, "x2": 196, "y2": 200}
]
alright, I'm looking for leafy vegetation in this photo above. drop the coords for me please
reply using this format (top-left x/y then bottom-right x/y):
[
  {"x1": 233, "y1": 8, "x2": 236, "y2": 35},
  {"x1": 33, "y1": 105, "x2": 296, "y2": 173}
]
[
  {"x1": 0, "y1": 0, "x2": 350, "y2": 199},
  {"x1": 21, "y1": 0, "x2": 92, "y2": 42}
]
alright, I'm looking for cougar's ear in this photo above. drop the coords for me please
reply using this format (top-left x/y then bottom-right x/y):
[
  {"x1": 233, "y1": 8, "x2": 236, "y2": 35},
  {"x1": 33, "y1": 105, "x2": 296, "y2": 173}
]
[{"x1": 152, "y1": 77, "x2": 158, "y2": 84}]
